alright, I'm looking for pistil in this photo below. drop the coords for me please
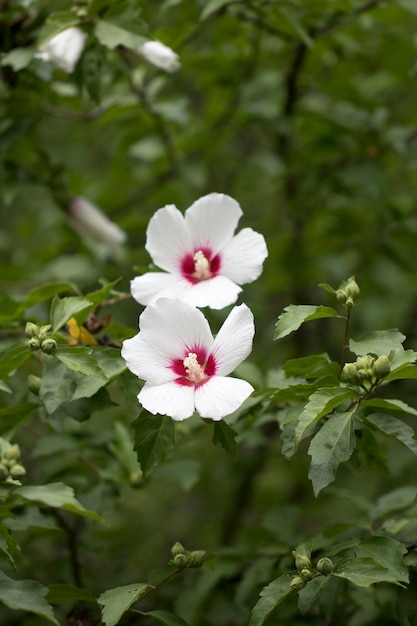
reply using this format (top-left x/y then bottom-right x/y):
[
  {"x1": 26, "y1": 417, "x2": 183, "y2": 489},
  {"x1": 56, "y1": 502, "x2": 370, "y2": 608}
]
[
  {"x1": 193, "y1": 250, "x2": 212, "y2": 281},
  {"x1": 183, "y1": 352, "x2": 207, "y2": 384}
]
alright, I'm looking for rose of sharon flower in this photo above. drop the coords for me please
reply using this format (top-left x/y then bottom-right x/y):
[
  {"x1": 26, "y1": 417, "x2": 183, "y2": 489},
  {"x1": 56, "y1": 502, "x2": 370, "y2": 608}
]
[
  {"x1": 67, "y1": 197, "x2": 126, "y2": 248},
  {"x1": 131, "y1": 193, "x2": 268, "y2": 310},
  {"x1": 137, "y1": 40, "x2": 180, "y2": 73},
  {"x1": 121, "y1": 298, "x2": 255, "y2": 421},
  {"x1": 37, "y1": 27, "x2": 87, "y2": 73}
]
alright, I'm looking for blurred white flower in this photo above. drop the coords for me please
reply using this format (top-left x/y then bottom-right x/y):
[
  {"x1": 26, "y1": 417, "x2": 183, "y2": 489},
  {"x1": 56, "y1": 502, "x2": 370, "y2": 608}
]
[
  {"x1": 37, "y1": 27, "x2": 87, "y2": 73},
  {"x1": 131, "y1": 193, "x2": 268, "y2": 310},
  {"x1": 67, "y1": 197, "x2": 126, "y2": 249},
  {"x1": 137, "y1": 40, "x2": 180, "y2": 73},
  {"x1": 121, "y1": 299, "x2": 255, "y2": 421}
]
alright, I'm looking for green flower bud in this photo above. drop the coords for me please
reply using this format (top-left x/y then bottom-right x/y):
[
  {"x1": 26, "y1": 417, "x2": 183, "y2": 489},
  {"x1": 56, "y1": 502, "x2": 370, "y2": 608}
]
[
  {"x1": 38, "y1": 324, "x2": 52, "y2": 341},
  {"x1": 171, "y1": 542, "x2": 186, "y2": 557},
  {"x1": 336, "y1": 289, "x2": 347, "y2": 303},
  {"x1": 373, "y1": 355, "x2": 391, "y2": 379},
  {"x1": 28, "y1": 337, "x2": 41, "y2": 351},
  {"x1": 25, "y1": 322, "x2": 39, "y2": 339},
  {"x1": 185, "y1": 550, "x2": 206, "y2": 569},
  {"x1": 356, "y1": 356, "x2": 371, "y2": 370},
  {"x1": 290, "y1": 575, "x2": 306, "y2": 591},
  {"x1": 172, "y1": 554, "x2": 187, "y2": 570},
  {"x1": 3, "y1": 444, "x2": 20, "y2": 462},
  {"x1": 41, "y1": 338, "x2": 57, "y2": 354},
  {"x1": 345, "y1": 279, "x2": 360, "y2": 300},
  {"x1": 28, "y1": 375, "x2": 42, "y2": 395},
  {"x1": 300, "y1": 568, "x2": 313, "y2": 580},
  {"x1": 295, "y1": 555, "x2": 312, "y2": 571},
  {"x1": 9, "y1": 464, "x2": 26, "y2": 478},
  {"x1": 0, "y1": 463, "x2": 9, "y2": 480},
  {"x1": 342, "y1": 363, "x2": 359, "y2": 384},
  {"x1": 316, "y1": 557, "x2": 334, "y2": 575}
]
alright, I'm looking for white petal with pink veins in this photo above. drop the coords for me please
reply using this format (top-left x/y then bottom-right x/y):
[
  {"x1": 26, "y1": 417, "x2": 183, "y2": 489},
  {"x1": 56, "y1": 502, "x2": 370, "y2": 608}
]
[
  {"x1": 145, "y1": 205, "x2": 192, "y2": 272},
  {"x1": 194, "y1": 377, "x2": 254, "y2": 420},
  {"x1": 139, "y1": 382, "x2": 195, "y2": 420},
  {"x1": 221, "y1": 228, "x2": 268, "y2": 284},
  {"x1": 211, "y1": 304, "x2": 255, "y2": 376},
  {"x1": 121, "y1": 334, "x2": 175, "y2": 385},
  {"x1": 185, "y1": 193, "x2": 242, "y2": 253},
  {"x1": 138, "y1": 299, "x2": 213, "y2": 360}
]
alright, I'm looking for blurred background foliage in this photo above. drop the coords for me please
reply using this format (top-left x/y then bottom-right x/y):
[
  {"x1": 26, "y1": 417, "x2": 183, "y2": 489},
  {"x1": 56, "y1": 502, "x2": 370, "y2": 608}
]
[{"x1": 2, "y1": 0, "x2": 417, "y2": 624}]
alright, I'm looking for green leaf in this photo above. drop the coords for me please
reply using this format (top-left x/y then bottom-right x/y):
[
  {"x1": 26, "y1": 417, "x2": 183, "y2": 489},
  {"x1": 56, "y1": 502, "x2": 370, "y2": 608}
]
[
  {"x1": 47, "y1": 583, "x2": 97, "y2": 604},
  {"x1": 249, "y1": 574, "x2": 294, "y2": 626},
  {"x1": 366, "y1": 413, "x2": 417, "y2": 455},
  {"x1": 142, "y1": 610, "x2": 190, "y2": 626},
  {"x1": 54, "y1": 347, "x2": 106, "y2": 378},
  {"x1": 39, "y1": 360, "x2": 75, "y2": 414},
  {"x1": 298, "y1": 576, "x2": 330, "y2": 615},
  {"x1": 98, "y1": 583, "x2": 151, "y2": 626},
  {"x1": 333, "y1": 556, "x2": 405, "y2": 587},
  {"x1": 200, "y1": 0, "x2": 237, "y2": 20},
  {"x1": 349, "y1": 329, "x2": 406, "y2": 357},
  {"x1": 0, "y1": 344, "x2": 31, "y2": 380},
  {"x1": 133, "y1": 413, "x2": 175, "y2": 476},
  {"x1": 274, "y1": 305, "x2": 339, "y2": 340},
  {"x1": 15, "y1": 483, "x2": 101, "y2": 521},
  {"x1": 283, "y1": 354, "x2": 335, "y2": 379},
  {"x1": 0, "y1": 572, "x2": 59, "y2": 624},
  {"x1": 292, "y1": 541, "x2": 312, "y2": 560},
  {"x1": 50, "y1": 296, "x2": 93, "y2": 333},
  {"x1": 356, "y1": 537, "x2": 409, "y2": 584},
  {"x1": 0, "y1": 403, "x2": 39, "y2": 437},
  {"x1": 372, "y1": 486, "x2": 417, "y2": 520},
  {"x1": 212, "y1": 420, "x2": 237, "y2": 459},
  {"x1": 362, "y1": 398, "x2": 417, "y2": 417},
  {"x1": 308, "y1": 411, "x2": 356, "y2": 496},
  {"x1": 1, "y1": 48, "x2": 34, "y2": 71},
  {"x1": 85, "y1": 278, "x2": 122, "y2": 306},
  {"x1": 38, "y1": 11, "x2": 80, "y2": 45},
  {"x1": 95, "y1": 20, "x2": 147, "y2": 49},
  {"x1": 25, "y1": 282, "x2": 78, "y2": 307},
  {"x1": 295, "y1": 387, "x2": 357, "y2": 444}
]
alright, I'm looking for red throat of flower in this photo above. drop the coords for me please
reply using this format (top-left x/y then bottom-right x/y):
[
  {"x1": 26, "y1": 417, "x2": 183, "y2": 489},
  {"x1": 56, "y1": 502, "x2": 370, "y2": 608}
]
[{"x1": 181, "y1": 248, "x2": 221, "y2": 284}]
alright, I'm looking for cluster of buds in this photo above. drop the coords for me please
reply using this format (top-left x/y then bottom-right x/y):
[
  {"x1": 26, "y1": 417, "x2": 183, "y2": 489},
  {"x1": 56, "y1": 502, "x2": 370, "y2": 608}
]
[
  {"x1": 342, "y1": 354, "x2": 391, "y2": 387},
  {"x1": 25, "y1": 322, "x2": 57, "y2": 354},
  {"x1": 0, "y1": 443, "x2": 26, "y2": 481},
  {"x1": 169, "y1": 542, "x2": 207, "y2": 571},
  {"x1": 336, "y1": 277, "x2": 360, "y2": 309},
  {"x1": 290, "y1": 555, "x2": 334, "y2": 591}
]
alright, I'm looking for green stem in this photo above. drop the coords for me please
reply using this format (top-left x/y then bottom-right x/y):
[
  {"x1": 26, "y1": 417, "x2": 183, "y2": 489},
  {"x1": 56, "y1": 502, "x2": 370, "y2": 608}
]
[
  {"x1": 129, "y1": 569, "x2": 181, "y2": 610},
  {"x1": 339, "y1": 308, "x2": 352, "y2": 378}
]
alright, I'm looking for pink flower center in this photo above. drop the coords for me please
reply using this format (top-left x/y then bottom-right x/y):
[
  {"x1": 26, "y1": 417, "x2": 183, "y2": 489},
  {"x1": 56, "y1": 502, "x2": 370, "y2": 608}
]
[
  {"x1": 180, "y1": 248, "x2": 221, "y2": 284},
  {"x1": 183, "y1": 352, "x2": 207, "y2": 384},
  {"x1": 171, "y1": 346, "x2": 217, "y2": 387}
]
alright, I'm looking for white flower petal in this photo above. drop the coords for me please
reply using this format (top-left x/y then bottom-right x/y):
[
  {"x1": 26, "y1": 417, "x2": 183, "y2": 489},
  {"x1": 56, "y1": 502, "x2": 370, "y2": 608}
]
[
  {"x1": 179, "y1": 275, "x2": 242, "y2": 310},
  {"x1": 121, "y1": 334, "x2": 176, "y2": 384},
  {"x1": 185, "y1": 193, "x2": 242, "y2": 254},
  {"x1": 194, "y1": 377, "x2": 254, "y2": 420},
  {"x1": 68, "y1": 197, "x2": 126, "y2": 247},
  {"x1": 221, "y1": 228, "x2": 268, "y2": 284},
  {"x1": 146, "y1": 205, "x2": 192, "y2": 272},
  {"x1": 139, "y1": 382, "x2": 195, "y2": 420},
  {"x1": 138, "y1": 40, "x2": 180, "y2": 73},
  {"x1": 130, "y1": 272, "x2": 189, "y2": 306},
  {"x1": 139, "y1": 298, "x2": 213, "y2": 359},
  {"x1": 37, "y1": 27, "x2": 87, "y2": 73},
  {"x1": 211, "y1": 304, "x2": 255, "y2": 376}
]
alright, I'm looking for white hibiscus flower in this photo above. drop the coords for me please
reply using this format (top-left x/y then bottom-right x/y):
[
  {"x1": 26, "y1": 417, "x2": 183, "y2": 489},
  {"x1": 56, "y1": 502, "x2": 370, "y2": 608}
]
[
  {"x1": 131, "y1": 193, "x2": 268, "y2": 310},
  {"x1": 121, "y1": 299, "x2": 255, "y2": 421},
  {"x1": 36, "y1": 27, "x2": 87, "y2": 74},
  {"x1": 137, "y1": 40, "x2": 180, "y2": 73}
]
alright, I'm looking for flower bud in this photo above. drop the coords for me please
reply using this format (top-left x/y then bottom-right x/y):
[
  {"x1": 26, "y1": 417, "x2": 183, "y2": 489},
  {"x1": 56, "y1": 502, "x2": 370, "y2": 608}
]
[
  {"x1": 300, "y1": 568, "x2": 313, "y2": 580},
  {"x1": 336, "y1": 289, "x2": 347, "y2": 303},
  {"x1": 41, "y1": 338, "x2": 57, "y2": 354},
  {"x1": 0, "y1": 463, "x2": 9, "y2": 480},
  {"x1": 38, "y1": 325, "x2": 52, "y2": 342},
  {"x1": 185, "y1": 550, "x2": 206, "y2": 569},
  {"x1": 28, "y1": 375, "x2": 42, "y2": 395},
  {"x1": 290, "y1": 575, "x2": 306, "y2": 591},
  {"x1": 373, "y1": 355, "x2": 390, "y2": 379},
  {"x1": 172, "y1": 554, "x2": 187, "y2": 570},
  {"x1": 342, "y1": 363, "x2": 359, "y2": 384},
  {"x1": 28, "y1": 337, "x2": 41, "y2": 351},
  {"x1": 3, "y1": 444, "x2": 20, "y2": 462},
  {"x1": 137, "y1": 40, "x2": 180, "y2": 73},
  {"x1": 25, "y1": 322, "x2": 38, "y2": 339},
  {"x1": 171, "y1": 542, "x2": 186, "y2": 557},
  {"x1": 9, "y1": 463, "x2": 26, "y2": 478},
  {"x1": 345, "y1": 279, "x2": 360, "y2": 300},
  {"x1": 295, "y1": 555, "x2": 312, "y2": 571},
  {"x1": 316, "y1": 557, "x2": 334, "y2": 575}
]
